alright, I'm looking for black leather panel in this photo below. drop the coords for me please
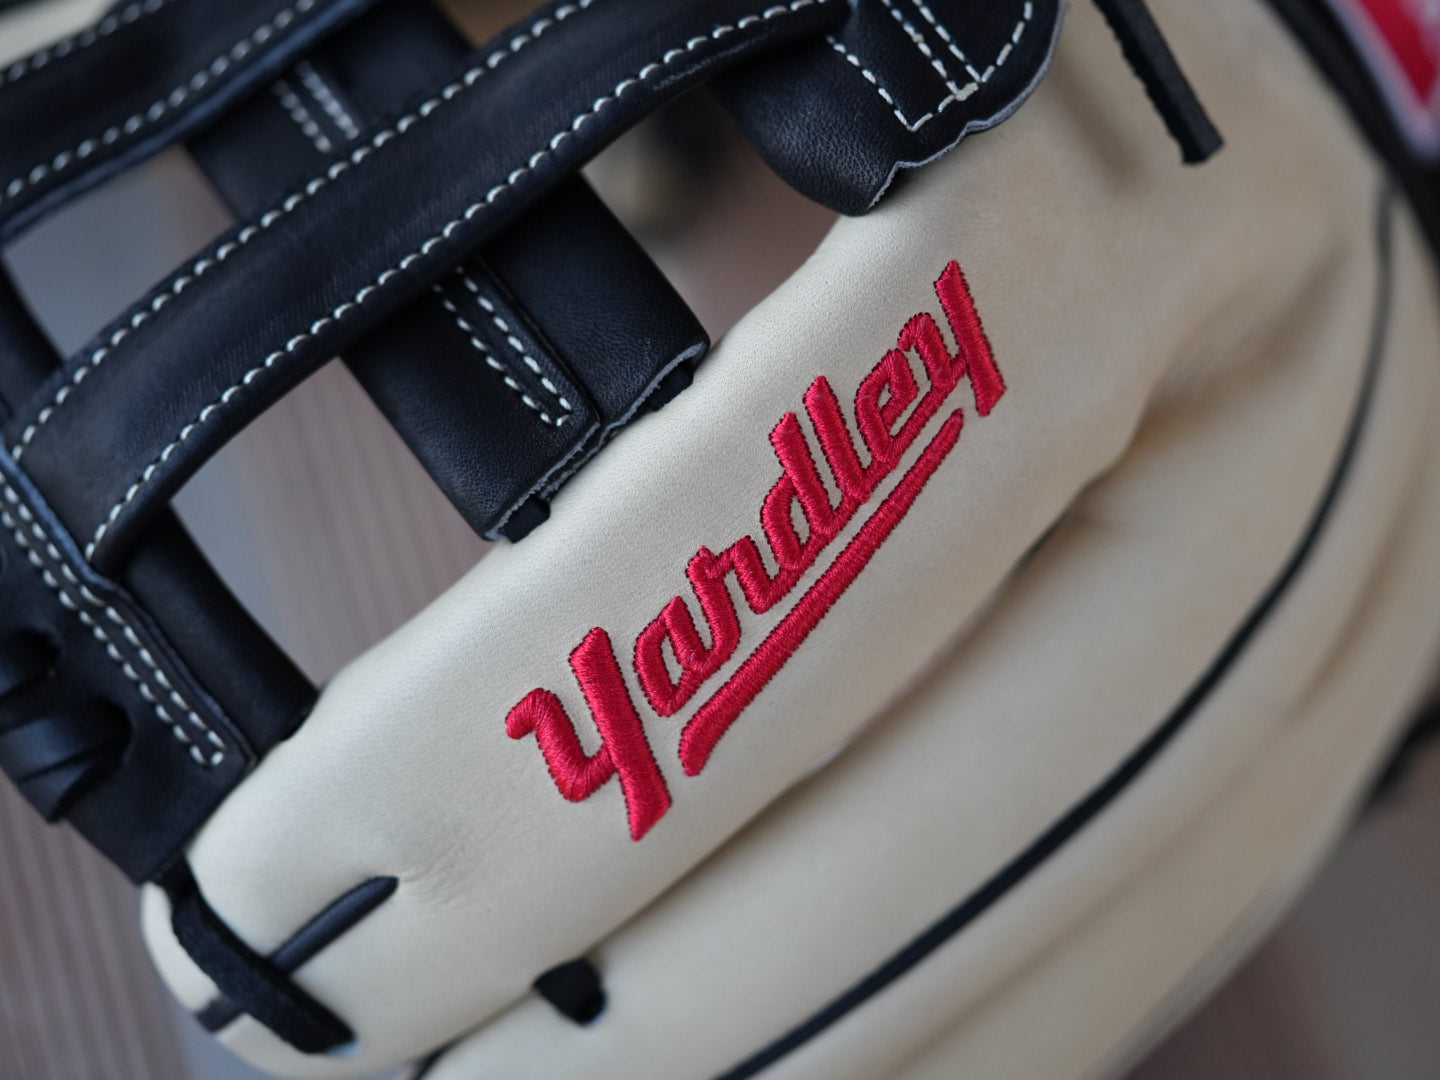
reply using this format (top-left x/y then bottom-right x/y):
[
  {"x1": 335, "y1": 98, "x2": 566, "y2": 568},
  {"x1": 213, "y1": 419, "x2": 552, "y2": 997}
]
[
  {"x1": 0, "y1": 0, "x2": 382, "y2": 241},
  {"x1": 6, "y1": 0, "x2": 847, "y2": 571},
  {"x1": 483, "y1": 178, "x2": 710, "y2": 451},
  {"x1": 0, "y1": 205, "x2": 308, "y2": 882},
  {"x1": 122, "y1": 511, "x2": 315, "y2": 754},
  {"x1": 348, "y1": 262, "x2": 601, "y2": 539},
  {"x1": 717, "y1": 0, "x2": 1064, "y2": 213},
  {"x1": 351, "y1": 176, "x2": 710, "y2": 540}
]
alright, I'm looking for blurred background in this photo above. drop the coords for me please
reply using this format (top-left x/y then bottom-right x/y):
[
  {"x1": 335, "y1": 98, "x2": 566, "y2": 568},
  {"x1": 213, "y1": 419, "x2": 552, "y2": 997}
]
[{"x1": 1, "y1": 1, "x2": 1438, "y2": 1077}]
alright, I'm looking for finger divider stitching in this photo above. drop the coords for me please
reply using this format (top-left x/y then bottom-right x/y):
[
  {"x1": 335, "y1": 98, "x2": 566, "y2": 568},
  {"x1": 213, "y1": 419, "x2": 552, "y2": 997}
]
[
  {"x1": 272, "y1": 77, "x2": 334, "y2": 154},
  {"x1": 459, "y1": 272, "x2": 574, "y2": 416},
  {"x1": 881, "y1": 0, "x2": 969, "y2": 100},
  {"x1": 435, "y1": 283, "x2": 569, "y2": 427},
  {"x1": 295, "y1": 59, "x2": 359, "y2": 141},
  {"x1": 829, "y1": 0, "x2": 1033, "y2": 133}
]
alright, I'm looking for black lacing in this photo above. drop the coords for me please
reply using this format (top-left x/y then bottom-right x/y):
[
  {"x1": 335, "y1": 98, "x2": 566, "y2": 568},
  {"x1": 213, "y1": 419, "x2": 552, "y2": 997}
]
[
  {"x1": 0, "y1": 630, "x2": 51, "y2": 699},
  {"x1": 534, "y1": 957, "x2": 608, "y2": 1025},
  {"x1": 163, "y1": 862, "x2": 358, "y2": 1055},
  {"x1": 1093, "y1": 0, "x2": 1225, "y2": 163},
  {"x1": 0, "y1": 631, "x2": 128, "y2": 821}
]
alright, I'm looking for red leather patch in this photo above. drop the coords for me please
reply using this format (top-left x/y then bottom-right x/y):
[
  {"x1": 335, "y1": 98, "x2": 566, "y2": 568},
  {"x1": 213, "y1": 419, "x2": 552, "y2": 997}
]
[{"x1": 507, "y1": 262, "x2": 1004, "y2": 838}]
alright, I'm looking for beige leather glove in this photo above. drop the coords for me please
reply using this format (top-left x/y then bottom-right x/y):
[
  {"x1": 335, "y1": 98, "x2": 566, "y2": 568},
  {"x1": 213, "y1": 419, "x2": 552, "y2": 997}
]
[
  {"x1": 148, "y1": 2, "x2": 1440, "y2": 1077},
  {"x1": 1, "y1": 1, "x2": 1437, "y2": 1078}
]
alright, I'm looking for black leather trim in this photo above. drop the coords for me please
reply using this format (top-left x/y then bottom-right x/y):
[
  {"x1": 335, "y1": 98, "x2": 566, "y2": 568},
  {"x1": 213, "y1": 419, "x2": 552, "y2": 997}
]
[
  {"x1": 1091, "y1": 0, "x2": 1223, "y2": 164},
  {"x1": 712, "y1": 187, "x2": 1397, "y2": 1080},
  {"x1": 0, "y1": 250, "x2": 311, "y2": 881},
  {"x1": 717, "y1": 0, "x2": 1063, "y2": 213},
  {"x1": 0, "y1": 449, "x2": 256, "y2": 880}
]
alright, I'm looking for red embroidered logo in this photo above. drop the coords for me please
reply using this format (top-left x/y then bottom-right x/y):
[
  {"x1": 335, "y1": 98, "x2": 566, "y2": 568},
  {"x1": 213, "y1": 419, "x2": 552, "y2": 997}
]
[{"x1": 507, "y1": 262, "x2": 1005, "y2": 839}]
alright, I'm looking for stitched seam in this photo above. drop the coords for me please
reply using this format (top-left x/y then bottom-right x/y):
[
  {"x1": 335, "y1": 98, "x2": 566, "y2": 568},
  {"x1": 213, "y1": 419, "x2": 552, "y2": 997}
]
[
  {"x1": 829, "y1": 0, "x2": 1032, "y2": 133},
  {"x1": 459, "y1": 272, "x2": 573, "y2": 413},
  {"x1": 0, "y1": 471, "x2": 226, "y2": 767},
  {"x1": 880, "y1": 0, "x2": 968, "y2": 101},
  {"x1": 295, "y1": 60, "x2": 359, "y2": 141},
  {"x1": 87, "y1": 0, "x2": 831, "y2": 559},
  {"x1": 907, "y1": 0, "x2": 982, "y2": 79},
  {"x1": 436, "y1": 286, "x2": 570, "y2": 427},
  {"x1": 11, "y1": 0, "x2": 603, "y2": 461},
  {"x1": 272, "y1": 78, "x2": 333, "y2": 154},
  {"x1": 1, "y1": 0, "x2": 322, "y2": 208},
  {"x1": 1, "y1": 0, "x2": 182, "y2": 88}
]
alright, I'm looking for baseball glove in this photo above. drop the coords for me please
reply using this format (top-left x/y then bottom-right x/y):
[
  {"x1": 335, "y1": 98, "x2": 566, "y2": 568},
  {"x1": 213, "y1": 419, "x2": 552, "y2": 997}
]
[{"x1": 0, "y1": 0, "x2": 1437, "y2": 1077}]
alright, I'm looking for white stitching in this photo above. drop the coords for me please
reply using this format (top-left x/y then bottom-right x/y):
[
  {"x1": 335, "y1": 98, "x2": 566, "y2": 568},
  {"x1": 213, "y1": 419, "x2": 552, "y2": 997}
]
[
  {"x1": 272, "y1": 78, "x2": 333, "y2": 154},
  {"x1": 879, "y1": 0, "x2": 969, "y2": 102},
  {"x1": 826, "y1": 40, "x2": 963, "y2": 132},
  {"x1": 295, "y1": 59, "x2": 359, "y2": 141},
  {"x1": 458, "y1": 273, "x2": 573, "y2": 413},
  {"x1": 912, "y1": 0, "x2": 1033, "y2": 79},
  {"x1": 1, "y1": 0, "x2": 319, "y2": 208},
  {"x1": 907, "y1": 0, "x2": 984, "y2": 81},
  {"x1": 0, "y1": 471, "x2": 226, "y2": 767},
  {"x1": 830, "y1": 0, "x2": 1033, "y2": 133},
  {"x1": 436, "y1": 287, "x2": 568, "y2": 427},
  {"x1": 1, "y1": 0, "x2": 180, "y2": 88},
  {"x1": 87, "y1": 0, "x2": 830, "y2": 559},
  {"x1": 11, "y1": 0, "x2": 602, "y2": 461}
]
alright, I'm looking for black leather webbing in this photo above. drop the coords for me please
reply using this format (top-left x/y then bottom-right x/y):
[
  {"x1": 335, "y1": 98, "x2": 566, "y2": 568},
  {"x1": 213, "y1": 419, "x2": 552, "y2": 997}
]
[
  {"x1": 5, "y1": 0, "x2": 846, "y2": 571},
  {"x1": 0, "y1": 0, "x2": 383, "y2": 241},
  {"x1": 1091, "y1": 0, "x2": 1223, "y2": 164},
  {"x1": 191, "y1": 0, "x2": 711, "y2": 540}
]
